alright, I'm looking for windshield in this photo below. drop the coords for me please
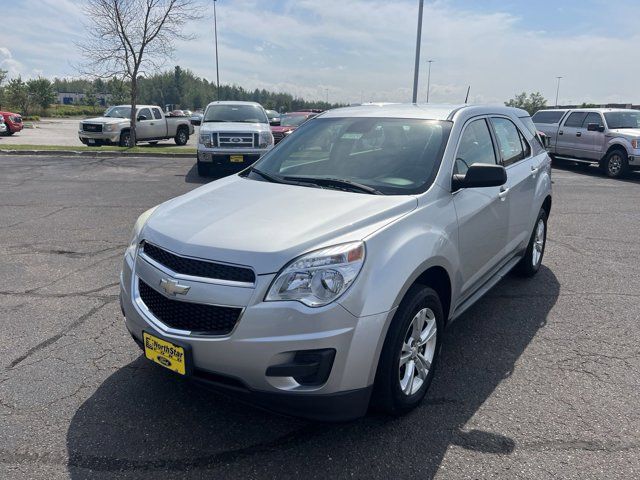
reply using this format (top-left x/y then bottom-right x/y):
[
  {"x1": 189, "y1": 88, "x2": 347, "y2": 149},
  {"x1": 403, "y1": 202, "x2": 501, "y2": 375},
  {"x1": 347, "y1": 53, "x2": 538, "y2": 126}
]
[
  {"x1": 604, "y1": 111, "x2": 640, "y2": 129},
  {"x1": 248, "y1": 117, "x2": 452, "y2": 195},
  {"x1": 281, "y1": 114, "x2": 310, "y2": 127},
  {"x1": 104, "y1": 106, "x2": 131, "y2": 118},
  {"x1": 203, "y1": 105, "x2": 268, "y2": 123}
]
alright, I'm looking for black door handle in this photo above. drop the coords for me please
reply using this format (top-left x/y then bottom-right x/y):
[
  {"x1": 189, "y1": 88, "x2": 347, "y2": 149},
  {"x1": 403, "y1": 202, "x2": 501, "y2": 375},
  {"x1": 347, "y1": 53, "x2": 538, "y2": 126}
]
[
  {"x1": 558, "y1": 131, "x2": 563, "y2": 135},
  {"x1": 576, "y1": 132, "x2": 581, "y2": 137}
]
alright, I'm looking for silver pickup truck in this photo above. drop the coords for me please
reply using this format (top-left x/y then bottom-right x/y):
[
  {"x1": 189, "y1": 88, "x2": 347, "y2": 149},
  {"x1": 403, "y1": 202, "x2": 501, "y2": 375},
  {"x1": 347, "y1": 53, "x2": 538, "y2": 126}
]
[
  {"x1": 79, "y1": 105, "x2": 194, "y2": 147},
  {"x1": 533, "y1": 108, "x2": 640, "y2": 178}
]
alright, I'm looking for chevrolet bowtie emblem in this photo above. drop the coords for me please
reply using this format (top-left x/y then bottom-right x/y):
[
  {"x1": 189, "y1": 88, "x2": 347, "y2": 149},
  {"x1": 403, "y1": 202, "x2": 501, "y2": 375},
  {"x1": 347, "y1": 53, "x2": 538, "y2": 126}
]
[{"x1": 159, "y1": 278, "x2": 190, "y2": 296}]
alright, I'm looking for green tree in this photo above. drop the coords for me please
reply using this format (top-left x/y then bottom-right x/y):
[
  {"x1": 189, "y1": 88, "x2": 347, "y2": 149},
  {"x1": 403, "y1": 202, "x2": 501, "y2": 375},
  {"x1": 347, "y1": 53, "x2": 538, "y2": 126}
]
[
  {"x1": 6, "y1": 77, "x2": 30, "y2": 114},
  {"x1": 505, "y1": 92, "x2": 547, "y2": 115},
  {"x1": 0, "y1": 69, "x2": 7, "y2": 109},
  {"x1": 27, "y1": 77, "x2": 56, "y2": 111}
]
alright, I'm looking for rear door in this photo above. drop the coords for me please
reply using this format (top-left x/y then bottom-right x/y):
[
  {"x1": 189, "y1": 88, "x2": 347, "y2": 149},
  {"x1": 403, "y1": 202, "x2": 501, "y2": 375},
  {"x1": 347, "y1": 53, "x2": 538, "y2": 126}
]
[
  {"x1": 490, "y1": 116, "x2": 538, "y2": 255},
  {"x1": 556, "y1": 111, "x2": 587, "y2": 157},
  {"x1": 452, "y1": 117, "x2": 509, "y2": 297},
  {"x1": 579, "y1": 112, "x2": 605, "y2": 160}
]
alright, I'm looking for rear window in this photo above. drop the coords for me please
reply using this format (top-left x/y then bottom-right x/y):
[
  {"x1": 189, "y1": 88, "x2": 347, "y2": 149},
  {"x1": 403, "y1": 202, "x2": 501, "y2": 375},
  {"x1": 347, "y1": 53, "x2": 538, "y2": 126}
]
[
  {"x1": 564, "y1": 112, "x2": 588, "y2": 128},
  {"x1": 532, "y1": 110, "x2": 566, "y2": 124}
]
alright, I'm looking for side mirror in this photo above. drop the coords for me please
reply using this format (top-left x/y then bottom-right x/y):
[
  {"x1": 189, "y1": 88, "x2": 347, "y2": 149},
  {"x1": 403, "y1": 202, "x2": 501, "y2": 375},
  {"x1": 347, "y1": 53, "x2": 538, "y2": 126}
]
[
  {"x1": 137, "y1": 115, "x2": 148, "y2": 121},
  {"x1": 452, "y1": 164, "x2": 507, "y2": 191},
  {"x1": 587, "y1": 123, "x2": 605, "y2": 132}
]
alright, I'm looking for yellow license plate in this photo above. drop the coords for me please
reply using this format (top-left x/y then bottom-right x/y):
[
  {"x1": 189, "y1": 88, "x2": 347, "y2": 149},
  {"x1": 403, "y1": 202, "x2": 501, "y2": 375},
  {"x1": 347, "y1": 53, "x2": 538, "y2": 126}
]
[
  {"x1": 143, "y1": 332, "x2": 187, "y2": 375},
  {"x1": 230, "y1": 155, "x2": 244, "y2": 163}
]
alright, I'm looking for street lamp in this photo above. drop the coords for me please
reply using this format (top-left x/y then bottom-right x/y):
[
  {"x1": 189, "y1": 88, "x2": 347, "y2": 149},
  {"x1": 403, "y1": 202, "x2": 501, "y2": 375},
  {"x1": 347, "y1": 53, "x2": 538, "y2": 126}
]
[
  {"x1": 411, "y1": 0, "x2": 425, "y2": 103},
  {"x1": 213, "y1": 0, "x2": 220, "y2": 99},
  {"x1": 555, "y1": 76, "x2": 562, "y2": 107},
  {"x1": 325, "y1": 88, "x2": 329, "y2": 104},
  {"x1": 426, "y1": 59, "x2": 434, "y2": 103}
]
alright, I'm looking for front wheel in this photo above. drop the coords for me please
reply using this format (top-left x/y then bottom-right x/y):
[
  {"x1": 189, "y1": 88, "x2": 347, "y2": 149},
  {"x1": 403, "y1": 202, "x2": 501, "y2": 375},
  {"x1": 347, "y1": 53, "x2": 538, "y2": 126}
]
[
  {"x1": 372, "y1": 285, "x2": 443, "y2": 415},
  {"x1": 514, "y1": 208, "x2": 547, "y2": 277},
  {"x1": 603, "y1": 149, "x2": 628, "y2": 178},
  {"x1": 119, "y1": 131, "x2": 133, "y2": 147},
  {"x1": 175, "y1": 128, "x2": 189, "y2": 146}
]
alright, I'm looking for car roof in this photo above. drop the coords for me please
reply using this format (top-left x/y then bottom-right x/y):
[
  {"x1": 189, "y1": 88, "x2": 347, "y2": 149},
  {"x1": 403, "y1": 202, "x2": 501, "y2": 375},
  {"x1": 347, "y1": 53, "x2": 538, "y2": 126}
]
[
  {"x1": 319, "y1": 103, "x2": 529, "y2": 121},
  {"x1": 535, "y1": 108, "x2": 637, "y2": 114},
  {"x1": 205, "y1": 101, "x2": 264, "y2": 108}
]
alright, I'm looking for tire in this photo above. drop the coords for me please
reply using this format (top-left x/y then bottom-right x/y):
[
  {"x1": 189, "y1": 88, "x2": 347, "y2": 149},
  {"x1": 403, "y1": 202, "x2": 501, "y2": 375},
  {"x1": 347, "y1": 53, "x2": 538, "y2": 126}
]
[
  {"x1": 372, "y1": 285, "x2": 444, "y2": 415},
  {"x1": 514, "y1": 208, "x2": 547, "y2": 277},
  {"x1": 197, "y1": 161, "x2": 210, "y2": 177},
  {"x1": 119, "y1": 131, "x2": 133, "y2": 147},
  {"x1": 175, "y1": 127, "x2": 189, "y2": 146},
  {"x1": 7, "y1": 130, "x2": 15, "y2": 136},
  {"x1": 602, "y1": 149, "x2": 629, "y2": 178}
]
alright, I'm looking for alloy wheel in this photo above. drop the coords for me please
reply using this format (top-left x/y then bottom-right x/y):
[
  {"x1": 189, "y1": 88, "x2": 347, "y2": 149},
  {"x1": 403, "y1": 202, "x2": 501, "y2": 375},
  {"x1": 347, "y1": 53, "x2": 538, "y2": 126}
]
[
  {"x1": 532, "y1": 218, "x2": 545, "y2": 267},
  {"x1": 399, "y1": 307, "x2": 437, "y2": 396}
]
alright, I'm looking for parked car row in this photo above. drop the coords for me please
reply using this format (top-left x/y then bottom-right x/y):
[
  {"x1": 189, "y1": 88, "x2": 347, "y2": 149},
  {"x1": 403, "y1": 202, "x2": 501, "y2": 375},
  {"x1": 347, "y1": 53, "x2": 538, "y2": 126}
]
[{"x1": 533, "y1": 107, "x2": 640, "y2": 178}]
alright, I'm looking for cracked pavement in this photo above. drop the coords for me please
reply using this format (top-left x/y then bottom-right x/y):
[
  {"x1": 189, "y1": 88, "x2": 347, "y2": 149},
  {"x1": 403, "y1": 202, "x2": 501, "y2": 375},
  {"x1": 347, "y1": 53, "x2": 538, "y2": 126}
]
[{"x1": 0, "y1": 155, "x2": 639, "y2": 479}]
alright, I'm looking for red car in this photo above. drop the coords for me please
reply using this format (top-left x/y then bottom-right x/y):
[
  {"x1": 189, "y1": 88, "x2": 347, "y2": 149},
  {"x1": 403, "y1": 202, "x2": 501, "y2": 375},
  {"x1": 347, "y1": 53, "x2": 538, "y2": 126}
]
[
  {"x1": 0, "y1": 111, "x2": 23, "y2": 135},
  {"x1": 271, "y1": 111, "x2": 319, "y2": 144}
]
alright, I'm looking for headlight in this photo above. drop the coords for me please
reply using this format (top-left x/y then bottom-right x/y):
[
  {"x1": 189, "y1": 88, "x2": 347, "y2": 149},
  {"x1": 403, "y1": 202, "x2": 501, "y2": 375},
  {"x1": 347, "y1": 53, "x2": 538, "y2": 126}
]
[
  {"x1": 199, "y1": 133, "x2": 213, "y2": 148},
  {"x1": 125, "y1": 207, "x2": 158, "y2": 259},
  {"x1": 104, "y1": 124, "x2": 115, "y2": 132},
  {"x1": 265, "y1": 242, "x2": 365, "y2": 307},
  {"x1": 632, "y1": 139, "x2": 640, "y2": 149},
  {"x1": 258, "y1": 131, "x2": 274, "y2": 148}
]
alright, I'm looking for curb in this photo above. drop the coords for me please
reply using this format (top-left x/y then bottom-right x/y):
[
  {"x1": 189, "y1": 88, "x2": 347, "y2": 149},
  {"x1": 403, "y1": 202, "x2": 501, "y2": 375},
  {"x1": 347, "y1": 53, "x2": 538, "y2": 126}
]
[{"x1": 0, "y1": 149, "x2": 196, "y2": 159}]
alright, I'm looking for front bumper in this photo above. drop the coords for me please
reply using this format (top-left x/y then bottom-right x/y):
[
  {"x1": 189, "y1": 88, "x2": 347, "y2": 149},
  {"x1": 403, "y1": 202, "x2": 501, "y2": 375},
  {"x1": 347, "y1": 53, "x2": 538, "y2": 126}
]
[
  {"x1": 119, "y1": 252, "x2": 388, "y2": 420},
  {"x1": 197, "y1": 148, "x2": 269, "y2": 173},
  {"x1": 78, "y1": 130, "x2": 120, "y2": 144}
]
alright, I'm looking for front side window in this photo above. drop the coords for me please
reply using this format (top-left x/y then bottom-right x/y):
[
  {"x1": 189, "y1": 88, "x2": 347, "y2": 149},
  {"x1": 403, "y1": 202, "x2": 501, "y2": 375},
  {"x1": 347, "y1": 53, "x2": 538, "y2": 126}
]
[
  {"x1": 203, "y1": 105, "x2": 268, "y2": 124},
  {"x1": 248, "y1": 117, "x2": 452, "y2": 195},
  {"x1": 604, "y1": 111, "x2": 640, "y2": 129},
  {"x1": 454, "y1": 119, "x2": 497, "y2": 175},
  {"x1": 491, "y1": 117, "x2": 525, "y2": 165},
  {"x1": 564, "y1": 112, "x2": 588, "y2": 128},
  {"x1": 138, "y1": 108, "x2": 152, "y2": 120}
]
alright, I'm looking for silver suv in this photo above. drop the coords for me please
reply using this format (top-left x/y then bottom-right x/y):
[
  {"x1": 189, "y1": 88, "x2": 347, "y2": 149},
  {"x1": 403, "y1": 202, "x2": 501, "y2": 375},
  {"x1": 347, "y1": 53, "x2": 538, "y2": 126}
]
[{"x1": 120, "y1": 104, "x2": 552, "y2": 421}]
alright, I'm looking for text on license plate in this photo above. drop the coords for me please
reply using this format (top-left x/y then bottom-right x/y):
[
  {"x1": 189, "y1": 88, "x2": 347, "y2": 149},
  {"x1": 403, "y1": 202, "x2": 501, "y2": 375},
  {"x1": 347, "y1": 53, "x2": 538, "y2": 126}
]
[{"x1": 143, "y1": 332, "x2": 186, "y2": 375}]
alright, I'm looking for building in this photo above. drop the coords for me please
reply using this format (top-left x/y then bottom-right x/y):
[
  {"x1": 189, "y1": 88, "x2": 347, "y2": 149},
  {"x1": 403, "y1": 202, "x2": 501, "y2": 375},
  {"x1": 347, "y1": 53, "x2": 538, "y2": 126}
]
[{"x1": 56, "y1": 92, "x2": 111, "y2": 106}]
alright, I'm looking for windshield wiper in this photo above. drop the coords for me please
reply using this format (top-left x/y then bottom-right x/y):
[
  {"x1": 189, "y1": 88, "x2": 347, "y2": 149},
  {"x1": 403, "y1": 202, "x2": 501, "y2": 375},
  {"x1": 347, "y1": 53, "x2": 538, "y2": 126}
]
[
  {"x1": 248, "y1": 167, "x2": 322, "y2": 188},
  {"x1": 283, "y1": 176, "x2": 383, "y2": 195}
]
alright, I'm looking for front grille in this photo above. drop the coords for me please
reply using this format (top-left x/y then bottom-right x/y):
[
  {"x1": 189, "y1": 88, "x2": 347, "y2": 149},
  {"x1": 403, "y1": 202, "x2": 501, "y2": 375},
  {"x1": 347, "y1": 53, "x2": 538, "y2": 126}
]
[
  {"x1": 272, "y1": 132, "x2": 285, "y2": 144},
  {"x1": 83, "y1": 123, "x2": 103, "y2": 132},
  {"x1": 138, "y1": 279, "x2": 242, "y2": 335},
  {"x1": 217, "y1": 132, "x2": 255, "y2": 148},
  {"x1": 141, "y1": 242, "x2": 255, "y2": 284}
]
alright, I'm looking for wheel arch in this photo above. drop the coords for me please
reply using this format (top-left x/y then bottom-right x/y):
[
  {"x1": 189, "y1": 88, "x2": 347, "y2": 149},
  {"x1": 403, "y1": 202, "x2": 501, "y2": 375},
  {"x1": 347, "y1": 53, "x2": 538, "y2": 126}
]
[{"x1": 601, "y1": 142, "x2": 628, "y2": 162}]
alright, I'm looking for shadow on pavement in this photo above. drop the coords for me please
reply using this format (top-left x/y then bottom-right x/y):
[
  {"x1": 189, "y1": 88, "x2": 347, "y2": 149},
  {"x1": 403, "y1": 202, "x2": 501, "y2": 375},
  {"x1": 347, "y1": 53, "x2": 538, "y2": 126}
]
[
  {"x1": 552, "y1": 158, "x2": 640, "y2": 184},
  {"x1": 66, "y1": 266, "x2": 559, "y2": 478}
]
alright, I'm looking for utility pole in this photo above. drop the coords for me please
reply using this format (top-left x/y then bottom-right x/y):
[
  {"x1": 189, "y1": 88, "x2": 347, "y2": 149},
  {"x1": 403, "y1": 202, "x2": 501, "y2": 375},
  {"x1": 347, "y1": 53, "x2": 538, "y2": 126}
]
[
  {"x1": 325, "y1": 88, "x2": 329, "y2": 104},
  {"x1": 213, "y1": 0, "x2": 220, "y2": 99},
  {"x1": 411, "y1": 0, "x2": 425, "y2": 103},
  {"x1": 555, "y1": 76, "x2": 562, "y2": 107},
  {"x1": 426, "y1": 59, "x2": 433, "y2": 103}
]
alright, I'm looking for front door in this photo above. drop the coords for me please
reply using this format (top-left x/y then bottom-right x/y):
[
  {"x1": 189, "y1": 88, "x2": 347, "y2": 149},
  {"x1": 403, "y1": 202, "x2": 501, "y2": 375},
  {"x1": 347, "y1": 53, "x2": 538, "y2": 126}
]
[
  {"x1": 135, "y1": 107, "x2": 154, "y2": 140},
  {"x1": 452, "y1": 117, "x2": 509, "y2": 298},
  {"x1": 579, "y1": 112, "x2": 606, "y2": 160}
]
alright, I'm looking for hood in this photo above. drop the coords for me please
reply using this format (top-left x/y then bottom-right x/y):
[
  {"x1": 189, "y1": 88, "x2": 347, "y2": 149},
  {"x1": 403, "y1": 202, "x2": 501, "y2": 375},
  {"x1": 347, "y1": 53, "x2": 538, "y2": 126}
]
[
  {"x1": 608, "y1": 128, "x2": 640, "y2": 138},
  {"x1": 82, "y1": 116, "x2": 127, "y2": 125},
  {"x1": 271, "y1": 125, "x2": 296, "y2": 133},
  {"x1": 142, "y1": 175, "x2": 417, "y2": 274},
  {"x1": 199, "y1": 122, "x2": 270, "y2": 134}
]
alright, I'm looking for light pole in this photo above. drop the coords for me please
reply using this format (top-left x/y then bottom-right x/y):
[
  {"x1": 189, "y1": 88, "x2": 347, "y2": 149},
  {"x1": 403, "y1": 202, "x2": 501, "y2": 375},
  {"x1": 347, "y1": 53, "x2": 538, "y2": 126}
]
[
  {"x1": 411, "y1": 0, "x2": 425, "y2": 103},
  {"x1": 213, "y1": 0, "x2": 220, "y2": 99},
  {"x1": 426, "y1": 59, "x2": 434, "y2": 103},
  {"x1": 555, "y1": 76, "x2": 562, "y2": 107},
  {"x1": 325, "y1": 88, "x2": 329, "y2": 104}
]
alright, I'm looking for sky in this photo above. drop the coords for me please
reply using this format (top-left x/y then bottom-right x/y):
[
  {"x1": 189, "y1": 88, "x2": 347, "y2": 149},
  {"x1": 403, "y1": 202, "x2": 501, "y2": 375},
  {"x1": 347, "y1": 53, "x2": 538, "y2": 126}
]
[{"x1": 2, "y1": 0, "x2": 640, "y2": 105}]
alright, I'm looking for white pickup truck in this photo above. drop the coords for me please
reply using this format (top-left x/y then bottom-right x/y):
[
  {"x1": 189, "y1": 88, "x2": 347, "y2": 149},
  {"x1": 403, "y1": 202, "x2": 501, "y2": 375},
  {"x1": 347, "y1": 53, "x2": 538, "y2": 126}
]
[
  {"x1": 78, "y1": 105, "x2": 194, "y2": 147},
  {"x1": 533, "y1": 108, "x2": 640, "y2": 178}
]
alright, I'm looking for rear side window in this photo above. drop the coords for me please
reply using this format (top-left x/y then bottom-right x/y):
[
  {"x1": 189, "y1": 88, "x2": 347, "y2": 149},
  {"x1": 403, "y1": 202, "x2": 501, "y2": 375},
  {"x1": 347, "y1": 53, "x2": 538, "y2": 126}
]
[
  {"x1": 454, "y1": 119, "x2": 497, "y2": 175},
  {"x1": 582, "y1": 112, "x2": 602, "y2": 127},
  {"x1": 564, "y1": 112, "x2": 588, "y2": 128},
  {"x1": 490, "y1": 117, "x2": 525, "y2": 166},
  {"x1": 532, "y1": 110, "x2": 565, "y2": 124},
  {"x1": 153, "y1": 108, "x2": 163, "y2": 120}
]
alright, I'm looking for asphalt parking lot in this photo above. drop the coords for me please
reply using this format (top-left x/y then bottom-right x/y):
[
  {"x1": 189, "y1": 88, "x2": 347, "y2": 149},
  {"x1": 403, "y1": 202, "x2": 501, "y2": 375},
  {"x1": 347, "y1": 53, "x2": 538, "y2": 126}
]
[{"x1": 0, "y1": 155, "x2": 639, "y2": 479}]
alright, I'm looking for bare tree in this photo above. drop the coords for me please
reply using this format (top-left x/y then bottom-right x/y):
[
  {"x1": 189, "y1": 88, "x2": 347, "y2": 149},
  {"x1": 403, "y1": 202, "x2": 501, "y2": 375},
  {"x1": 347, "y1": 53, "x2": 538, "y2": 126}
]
[{"x1": 78, "y1": 0, "x2": 201, "y2": 146}]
